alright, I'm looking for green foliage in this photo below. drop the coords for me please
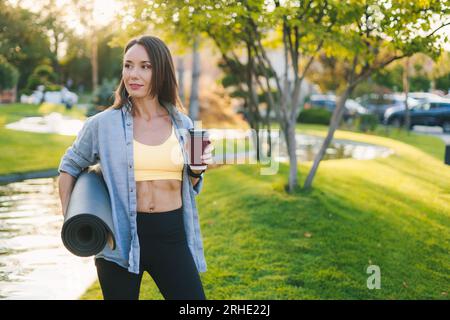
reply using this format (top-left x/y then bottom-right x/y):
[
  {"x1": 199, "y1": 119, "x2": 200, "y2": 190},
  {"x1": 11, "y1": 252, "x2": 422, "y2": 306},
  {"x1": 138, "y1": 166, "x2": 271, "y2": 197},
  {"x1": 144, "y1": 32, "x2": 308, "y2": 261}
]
[
  {"x1": 309, "y1": 0, "x2": 449, "y2": 94},
  {"x1": 0, "y1": 1, "x2": 55, "y2": 90},
  {"x1": 410, "y1": 74, "x2": 430, "y2": 92},
  {"x1": 60, "y1": 25, "x2": 123, "y2": 92},
  {"x1": 354, "y1": 114, "x2": 379, "y2": 132},
  {"x1": 435, "y1": 73, "x2": 450, "y2": 92},
  {"x1": 372, "y1": 65, "x2": 403, "y2": 92},
  {"x1": 45, "y1": 84, "x2": 63, "y2": 91},
  {"x1": 371, "y1": 63, "x2": 431, "y2": 92},
  {"x1": 0, "y1": 55, "x2": 19, "y2": 90},
  {"x1": 26, "y1": 64, "x2": 58, "y2": 91},
  {"x1": 17, "y1": 88, "x2": 33, "y2": 97},
  {"x1": 297, "y1": 108, "x2": 332, "y2": 125},
  {"x1": 92, "y1": 78, "x2": 117, "y2": 107}
]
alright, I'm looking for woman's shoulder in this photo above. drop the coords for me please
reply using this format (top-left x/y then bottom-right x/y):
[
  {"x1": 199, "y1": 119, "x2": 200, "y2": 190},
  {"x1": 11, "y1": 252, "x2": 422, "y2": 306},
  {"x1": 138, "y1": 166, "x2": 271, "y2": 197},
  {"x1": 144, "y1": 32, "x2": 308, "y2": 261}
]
[
  {"x1": 87, "y1": 107, "x2": 122, "y2": 126},
  {"x1": 175, "y1": 110, "x2": 194, "y2": 129}
]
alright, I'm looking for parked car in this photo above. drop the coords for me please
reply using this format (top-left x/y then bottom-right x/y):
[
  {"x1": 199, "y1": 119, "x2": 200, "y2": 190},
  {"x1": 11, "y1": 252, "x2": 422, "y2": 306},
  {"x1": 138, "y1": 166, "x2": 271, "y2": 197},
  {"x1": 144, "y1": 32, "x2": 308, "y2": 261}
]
[
  {"x1": 384, "y1": 98, "x2": 450, "y2": 132},
  {"x1": 357, "y1": 93, "x2": 421, "y2": 122},
  {"x1": 408, "y1": 92, "x2": 444, "y2": 103},
  {"x1": 304, "y1": 94, "x2": 369, "y2": 121}
]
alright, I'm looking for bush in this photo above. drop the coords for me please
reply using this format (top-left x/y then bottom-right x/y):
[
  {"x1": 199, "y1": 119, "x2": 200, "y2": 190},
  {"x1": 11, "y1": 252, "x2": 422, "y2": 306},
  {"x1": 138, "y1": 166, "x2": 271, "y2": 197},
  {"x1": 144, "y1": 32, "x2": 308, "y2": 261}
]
[
  {"x1": 93, "y1": 78, "x2": 117, "y2": 108},
  {"x1": 26, "y1": 64, "x2": 58, "y2": 91},
  {"x1": 297, "y1": 108, "x2": 332, "y2": 125},
  {"x1": 18, "y1": 88, "x2": 33, "y2": 96},
  {"x1": 44, "y1": 84, "x2": 63, "y2": 91},
  {"x1": 355, "y1": 114, "x2": 379, "y2": 132}
]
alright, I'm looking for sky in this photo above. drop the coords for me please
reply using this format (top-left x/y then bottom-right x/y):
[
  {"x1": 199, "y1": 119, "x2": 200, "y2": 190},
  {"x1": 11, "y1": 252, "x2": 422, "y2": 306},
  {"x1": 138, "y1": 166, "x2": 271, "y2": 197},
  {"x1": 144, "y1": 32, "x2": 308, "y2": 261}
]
[
  {"x1": 7, "y1": 0, "x2": 125, "y2": 58},
  {"x1": 7, "y1": 0, "x2": 124, "y2": 35}
]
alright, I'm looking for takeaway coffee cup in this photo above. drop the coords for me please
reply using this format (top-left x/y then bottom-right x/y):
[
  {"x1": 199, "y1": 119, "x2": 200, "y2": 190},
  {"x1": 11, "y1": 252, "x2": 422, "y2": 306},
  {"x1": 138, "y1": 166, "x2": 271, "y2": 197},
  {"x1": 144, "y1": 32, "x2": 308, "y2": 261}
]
[{"x1": 188, "y1": 129, "x2": 211, "y2": 169}]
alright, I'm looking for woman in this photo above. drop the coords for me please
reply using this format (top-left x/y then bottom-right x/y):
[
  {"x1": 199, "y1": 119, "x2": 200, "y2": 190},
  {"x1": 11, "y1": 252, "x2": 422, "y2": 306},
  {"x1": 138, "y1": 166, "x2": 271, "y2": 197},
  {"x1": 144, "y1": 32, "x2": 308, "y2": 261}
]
[{"x1": 58, "y1": 35, "x2": 214, "y2": 300}]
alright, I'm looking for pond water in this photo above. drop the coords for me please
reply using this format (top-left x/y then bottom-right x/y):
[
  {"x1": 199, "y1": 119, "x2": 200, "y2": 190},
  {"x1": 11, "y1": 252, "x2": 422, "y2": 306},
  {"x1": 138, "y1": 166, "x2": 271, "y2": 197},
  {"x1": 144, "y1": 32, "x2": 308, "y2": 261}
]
[
  {"x1": 213, "y1": 131, "x2": 394, "y2": 164},
  {"x1": 282, "y1": 133, "x2": 395, "y2": 162},
  {"x1": 0, "y1": 177, "x2": 97, "y2": 300}
]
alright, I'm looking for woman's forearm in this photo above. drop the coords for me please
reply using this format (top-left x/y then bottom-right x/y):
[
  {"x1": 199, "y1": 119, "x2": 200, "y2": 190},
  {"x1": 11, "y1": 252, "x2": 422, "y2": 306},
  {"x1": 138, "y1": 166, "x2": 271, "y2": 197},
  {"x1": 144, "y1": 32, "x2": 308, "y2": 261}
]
[{"x1": 58, "y1": 172, "x2": 76, "y2": 216}]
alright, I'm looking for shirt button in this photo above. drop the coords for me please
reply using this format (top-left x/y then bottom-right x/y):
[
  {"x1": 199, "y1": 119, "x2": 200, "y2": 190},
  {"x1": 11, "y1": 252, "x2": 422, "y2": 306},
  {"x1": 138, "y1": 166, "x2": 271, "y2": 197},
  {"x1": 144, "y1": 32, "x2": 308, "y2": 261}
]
[
  {"x1": 129, "y1": 164, "x2": 132, "y2": 168},
  {"x1": 127, "y1": 122, "x2": 131, "y2": 126},
  {"x1": 130, "y1": 188, "x2": 133, "y2": 192}
]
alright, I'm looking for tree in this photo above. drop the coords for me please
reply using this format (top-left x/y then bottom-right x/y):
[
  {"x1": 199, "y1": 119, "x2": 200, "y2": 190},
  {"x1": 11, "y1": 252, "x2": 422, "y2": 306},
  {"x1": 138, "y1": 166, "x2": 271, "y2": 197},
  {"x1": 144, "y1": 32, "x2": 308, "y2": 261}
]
[
  {"x1": 196, "y1": 0, "x2": 336, "y2": 192},
  {"x1": 59, "y1": 22, "x2": 123, "y2": 93},
  {"x1": 0, "y1": 1, "x2": 55, "y2": 90},
  {"x1": 37, "y1": 0, "x2": 72, "y2": 76},
  {"x1": 431, "y1": 50, "x2": 450, "y2": 92},
  {"x1": 72, "y1": 0, "x2": 100, "y2": 94},
  {"x1": 303, "y1": 0, "x2": 450, "y2": 189},
  {"x1": 403, "y1": 57, "x2": 411, "y2": 132},
  {"x1": 0, "y1": 55, "x2": 19, "y2": 90},
  {"x1": 59, "y1": 33, "x2": 91, "y2": 91}
]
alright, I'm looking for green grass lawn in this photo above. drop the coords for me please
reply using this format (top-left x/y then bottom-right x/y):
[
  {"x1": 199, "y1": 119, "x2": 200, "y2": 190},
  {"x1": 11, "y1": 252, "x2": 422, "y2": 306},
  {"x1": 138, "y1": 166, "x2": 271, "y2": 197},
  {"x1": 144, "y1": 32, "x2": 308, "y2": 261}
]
[
  {"x1": 81, "y1": 126, "x2": 450, "y2": 300},
  {"x1": 0, "y1": 103, "x2": 82, "y2": 176}
]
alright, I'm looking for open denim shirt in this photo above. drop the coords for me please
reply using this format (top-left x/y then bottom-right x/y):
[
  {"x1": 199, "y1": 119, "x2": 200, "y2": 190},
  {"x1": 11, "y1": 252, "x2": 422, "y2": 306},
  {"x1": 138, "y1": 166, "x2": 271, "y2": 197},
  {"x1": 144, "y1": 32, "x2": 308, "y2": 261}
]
[{"x1": 58, "y1": 100, "x2": 207, "y2": 274}]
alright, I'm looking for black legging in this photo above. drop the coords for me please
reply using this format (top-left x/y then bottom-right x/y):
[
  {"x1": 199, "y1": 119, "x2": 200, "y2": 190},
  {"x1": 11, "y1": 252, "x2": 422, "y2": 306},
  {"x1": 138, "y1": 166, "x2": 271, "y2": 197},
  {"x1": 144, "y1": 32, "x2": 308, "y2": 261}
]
[{"x1": 94, "y1": 206, "x2": 206, "y2": 300}]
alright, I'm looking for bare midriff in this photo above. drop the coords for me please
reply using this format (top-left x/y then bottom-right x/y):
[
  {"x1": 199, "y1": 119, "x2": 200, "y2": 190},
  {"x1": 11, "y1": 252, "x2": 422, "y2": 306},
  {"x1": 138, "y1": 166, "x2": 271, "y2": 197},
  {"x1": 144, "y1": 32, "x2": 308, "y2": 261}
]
[{"x1": 136, "y1": 179, "x2": 182, "y2": 213}]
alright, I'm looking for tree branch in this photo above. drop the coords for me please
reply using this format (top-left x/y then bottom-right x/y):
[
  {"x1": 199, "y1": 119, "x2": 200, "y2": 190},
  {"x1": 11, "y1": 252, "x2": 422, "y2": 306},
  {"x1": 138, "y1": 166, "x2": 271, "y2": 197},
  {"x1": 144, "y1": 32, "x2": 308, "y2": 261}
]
[{"x1": 426, "y1": 21, "x2": 450, "y2": 38}]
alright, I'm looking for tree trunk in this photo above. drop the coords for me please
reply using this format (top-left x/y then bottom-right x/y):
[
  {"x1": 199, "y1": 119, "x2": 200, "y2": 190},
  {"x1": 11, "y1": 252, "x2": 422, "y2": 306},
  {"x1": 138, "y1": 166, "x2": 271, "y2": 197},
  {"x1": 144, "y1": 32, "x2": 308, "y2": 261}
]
[
  {"x1": 403, "y1": 57, "x2": 411, "y2": 135},
  {"x1": 91, "y1": 31, "x2": 98, "y2": 94},
  {"x1": 286, "y1": 119, "x2": 298, "y2": 192},
  {"x1": 244, "y1": 41, "x2": 266, "y2": 162},
  {"x1": 177, "y1": 56, "x2": 185, "y2": 107},
  {"x1": 189, "y1": 35, "x2": 201, "y2": 121},
  {"x1": 265, "y1": 107, "x2": 272, "y2": 158},
  {"x1": 303, "y1": 87, "x2": 353, "y2": 189}
]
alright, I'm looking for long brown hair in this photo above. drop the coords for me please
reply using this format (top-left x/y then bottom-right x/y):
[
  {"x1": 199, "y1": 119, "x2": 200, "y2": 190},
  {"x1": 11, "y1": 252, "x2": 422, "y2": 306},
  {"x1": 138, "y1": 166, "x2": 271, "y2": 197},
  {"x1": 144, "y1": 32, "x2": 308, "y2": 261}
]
[{"x1": 109, "y1": 35, "x2": 185, "y2": 113}]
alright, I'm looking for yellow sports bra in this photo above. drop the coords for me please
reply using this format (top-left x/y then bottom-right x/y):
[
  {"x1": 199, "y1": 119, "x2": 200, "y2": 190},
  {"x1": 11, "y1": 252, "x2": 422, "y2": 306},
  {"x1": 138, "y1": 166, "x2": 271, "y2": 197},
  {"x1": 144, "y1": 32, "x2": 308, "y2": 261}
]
[{"x1": 133, "y1": 124, "x2": 184, "y2": 181}]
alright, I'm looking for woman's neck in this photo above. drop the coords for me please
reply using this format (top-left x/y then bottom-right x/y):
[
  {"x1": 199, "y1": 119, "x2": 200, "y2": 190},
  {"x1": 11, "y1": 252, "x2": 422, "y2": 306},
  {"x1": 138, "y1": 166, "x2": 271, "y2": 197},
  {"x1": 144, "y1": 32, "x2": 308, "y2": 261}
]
[{"x1": 131, "y1": 96, "x2": 168, "y2": 120}]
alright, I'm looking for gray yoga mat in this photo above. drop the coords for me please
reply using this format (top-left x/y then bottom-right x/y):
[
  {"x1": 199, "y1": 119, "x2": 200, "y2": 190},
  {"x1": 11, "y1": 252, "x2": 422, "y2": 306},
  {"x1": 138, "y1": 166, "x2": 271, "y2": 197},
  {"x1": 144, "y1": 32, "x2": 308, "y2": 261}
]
[{"x1": 61, "y1": 167, "x2": 116, "y2": 257}]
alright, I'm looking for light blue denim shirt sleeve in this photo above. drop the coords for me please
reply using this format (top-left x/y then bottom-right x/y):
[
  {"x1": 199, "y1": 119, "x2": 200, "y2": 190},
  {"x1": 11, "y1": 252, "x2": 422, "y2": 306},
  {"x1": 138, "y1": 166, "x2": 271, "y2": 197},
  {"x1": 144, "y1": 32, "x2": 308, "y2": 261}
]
[
  {"x1": 58, "y1": 101, "x2": 207, "y2": 275},
  {"x1": 58, "y1": 116, "x2": 100, "y2": 178}
]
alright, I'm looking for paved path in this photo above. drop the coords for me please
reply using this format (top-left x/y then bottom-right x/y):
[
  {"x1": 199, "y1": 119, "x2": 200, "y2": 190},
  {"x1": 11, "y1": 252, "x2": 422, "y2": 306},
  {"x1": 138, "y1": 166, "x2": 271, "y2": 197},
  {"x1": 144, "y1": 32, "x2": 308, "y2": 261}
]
[{"x1": 412, "y1": 125, "x2": 450, "y2": 145}]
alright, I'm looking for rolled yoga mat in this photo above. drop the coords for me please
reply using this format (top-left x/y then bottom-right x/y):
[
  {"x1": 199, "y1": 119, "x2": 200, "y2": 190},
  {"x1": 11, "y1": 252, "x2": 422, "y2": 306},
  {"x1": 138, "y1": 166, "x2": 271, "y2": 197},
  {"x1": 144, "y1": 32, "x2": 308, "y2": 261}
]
[{"x1": 61, "y1": 167, "x2": 116, "y2": 257}]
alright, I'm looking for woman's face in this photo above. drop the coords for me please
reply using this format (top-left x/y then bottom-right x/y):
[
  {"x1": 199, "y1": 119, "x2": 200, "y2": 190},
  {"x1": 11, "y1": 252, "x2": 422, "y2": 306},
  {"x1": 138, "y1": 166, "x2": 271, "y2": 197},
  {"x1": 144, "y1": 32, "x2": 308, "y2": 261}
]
[{"x1": 122, "y1": 44, "x2": 153, "y2": 99}]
